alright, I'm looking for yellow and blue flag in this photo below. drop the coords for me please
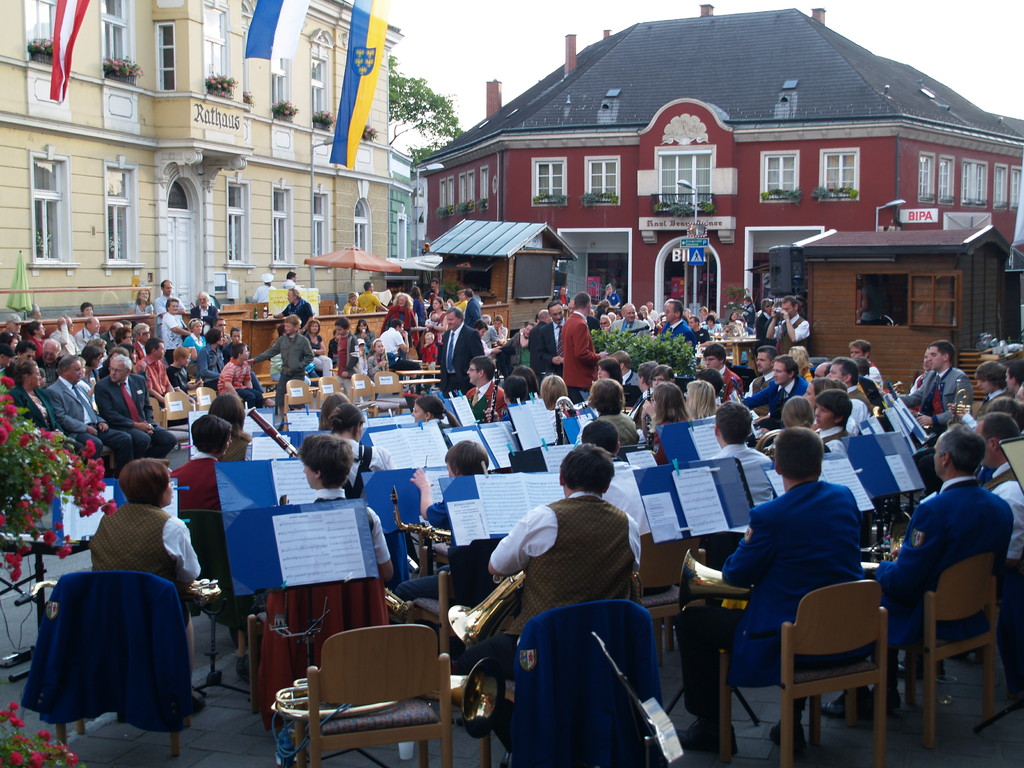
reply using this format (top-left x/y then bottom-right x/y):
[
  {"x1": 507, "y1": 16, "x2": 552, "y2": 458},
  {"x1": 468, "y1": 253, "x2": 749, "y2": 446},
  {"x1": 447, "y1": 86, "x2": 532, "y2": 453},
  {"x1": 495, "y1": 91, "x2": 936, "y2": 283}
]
[{"x1": 331, "y1": 0, "x2": 390, "y2": 168}]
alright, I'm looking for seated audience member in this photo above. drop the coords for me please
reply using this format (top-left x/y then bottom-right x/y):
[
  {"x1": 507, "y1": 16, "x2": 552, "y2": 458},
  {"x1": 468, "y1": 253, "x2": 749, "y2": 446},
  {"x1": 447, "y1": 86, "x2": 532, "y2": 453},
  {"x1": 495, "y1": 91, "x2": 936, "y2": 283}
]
[
  {"x1": 218, "y1": 343, "x2": 261, "y2": 409},
  {"x1": 171, "y1": 415, "x2": 231, "y2": 511},
  {"x1": 137, "y1": 338, "x2": 174, "y2": 406},
  {"x1": 197, "y1": 328, "x2": 227, "y2": 389},
  {"x1": 9, "y1": 358, "x2": 58, "y2": 431},
  {"x1": 14, "y1": 340, "x2": 36, "y2": 362},
  {"x1": 0, "y1": 343, "x2": 13, "y2": 379},
  {"x1": 208, "y1": 393, "x2": 252, "y2": 462},
  {"x1": 392, "y1": 441, "x2": 491, "y2": 602},
  {"x1": 597, "y1": 357, "x2": 623, "y2": 384},
  {"x1": 676, "y1": 427, "x2": 863, "y2": 751},
  {"x1": 814, "y1": 389, "x2": 852, "y2": 453},
  {"x1": 686, "y1": 379, "x2": 718, "y2": 420},
  {"x1": 74, "y1": 316, "x2": 102, "y2": 345},
  {"x1": 38, "y1": 339, "x2": 61, "y2": 387},
  {"x1": 166, "y1": 346, "x2": 195, "y2": 392},
  {"x1": 781, "y1": 395, "x2": 815, "y2": 429},
  {"x1": 712, "y1": 402, "x2": 772, "y2": 504},
  {"x1": 466, "y1": 355, "x2": 507, "y2": 423},
  {"x1": 589, "y1": 377, "x2": 639, "y2": 446},
  {"x1": 298, "y1": 433, "x2": 392, "y2": 582},
  {"x1": 703, "y1": 343, "x2": 745, "y2": 401},
  {"x1": 93, "y1": 353, "x2": 177, "y2": 461}
]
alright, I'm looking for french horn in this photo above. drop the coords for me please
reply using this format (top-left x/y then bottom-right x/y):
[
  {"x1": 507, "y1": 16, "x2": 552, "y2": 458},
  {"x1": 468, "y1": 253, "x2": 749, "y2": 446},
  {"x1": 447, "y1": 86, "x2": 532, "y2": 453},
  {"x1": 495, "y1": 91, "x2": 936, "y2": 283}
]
[
  {"x1": 448, "y1": 571, "x2": 525, "y2": 644},
  {"x1": 678, "y1": 550, "x2": 751, "y2": 605}
]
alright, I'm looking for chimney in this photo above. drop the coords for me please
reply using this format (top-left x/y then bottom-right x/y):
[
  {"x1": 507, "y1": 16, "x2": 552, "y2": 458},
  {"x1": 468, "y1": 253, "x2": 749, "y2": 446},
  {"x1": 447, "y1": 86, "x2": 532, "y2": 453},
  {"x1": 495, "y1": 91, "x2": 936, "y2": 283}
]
[
  {"x1": 811, "y1": 7, "x2": 826, "y2": 24},
  {"x1": 564, "y1": 34, "x2": 577, "y2": 76},
  {"x1": 700, "y1": 4, "x2": 714, "y2": 16},
  {"x1": 603, "y1": 29, "x2": 611, "y2": 39},
  {"x1": 485, "y1": 80, "x2": 502, "y2": 118}
]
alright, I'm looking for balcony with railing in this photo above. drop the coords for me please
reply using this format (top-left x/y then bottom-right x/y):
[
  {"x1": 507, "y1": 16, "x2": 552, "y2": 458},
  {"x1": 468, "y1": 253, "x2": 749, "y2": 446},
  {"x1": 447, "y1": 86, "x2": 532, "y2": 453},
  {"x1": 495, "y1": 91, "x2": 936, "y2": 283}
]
[{"x1": 650, "y1": 192, "x2": 717, "y2": 216}]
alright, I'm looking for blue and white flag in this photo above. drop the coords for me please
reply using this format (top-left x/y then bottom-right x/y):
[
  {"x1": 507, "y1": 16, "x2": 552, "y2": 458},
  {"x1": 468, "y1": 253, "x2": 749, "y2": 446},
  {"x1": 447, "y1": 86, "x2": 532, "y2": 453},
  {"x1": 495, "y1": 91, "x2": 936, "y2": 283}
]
[{"x1": 245, "y1": 0, "x2": 311, "y2": 60}]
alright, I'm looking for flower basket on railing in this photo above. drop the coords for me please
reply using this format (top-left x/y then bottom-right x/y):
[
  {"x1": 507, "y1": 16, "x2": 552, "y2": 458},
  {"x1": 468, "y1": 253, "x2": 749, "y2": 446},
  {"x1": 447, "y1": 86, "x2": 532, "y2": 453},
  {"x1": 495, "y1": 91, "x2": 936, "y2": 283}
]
[
  {"x1": 27, "y1": 37, "x2": 52, "y2": 63},
  {"x1": 312, "y1": 110, "x2": 335, "y2": 129},
  {"x1": 103, "y1": 57, "x2": 142, "y2": 84},
  {"x1": 271, "y1": 101, "x2": 299, "y2": 120},
  {"x1": 205, "y1": 74, "x2": 236, "y2": 99}
]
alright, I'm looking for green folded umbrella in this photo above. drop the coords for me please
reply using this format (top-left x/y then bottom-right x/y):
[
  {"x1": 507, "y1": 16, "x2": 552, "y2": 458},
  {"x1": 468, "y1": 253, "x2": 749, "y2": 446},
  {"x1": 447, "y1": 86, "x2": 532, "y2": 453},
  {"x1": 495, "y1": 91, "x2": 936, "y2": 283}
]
[{"x1": 7, "y1": 251, "x2": 33, "y2": 315}]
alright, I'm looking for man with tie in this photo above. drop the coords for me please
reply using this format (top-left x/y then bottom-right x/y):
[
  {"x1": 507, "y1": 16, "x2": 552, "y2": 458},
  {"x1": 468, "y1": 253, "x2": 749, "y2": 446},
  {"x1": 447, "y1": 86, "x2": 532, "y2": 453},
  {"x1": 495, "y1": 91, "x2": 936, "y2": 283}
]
[
  {"x1": 465, "y1": 355, "x2": 507, "y2": 423},
  {"x1": 530, "y1": 300, "x2": 565, "y2": 380},
  {"x1": 94, "y1": 353, "x2": 176, "y2": 462},
  {"x1": 610, "y1": 303, "x2": 651, "y2": 335},
  {"x1": 743, "y1": 354, "x2": 808, "y2": 431},
  {"x1": 900, "y1": 340, "x2": 972, "y2": 434},
  {"x1": 438, "y1": 307, "x2": 484, "y2": 397},
  {"x1": 47, "y1": 355, "x2": 134, "y2": 472}
]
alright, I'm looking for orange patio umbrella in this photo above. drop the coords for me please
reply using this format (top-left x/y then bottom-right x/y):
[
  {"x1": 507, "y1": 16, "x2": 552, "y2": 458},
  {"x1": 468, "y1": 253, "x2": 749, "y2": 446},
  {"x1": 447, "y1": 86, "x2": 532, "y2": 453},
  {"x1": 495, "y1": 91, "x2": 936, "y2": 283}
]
[{"x1": 303, "y1": 246, "x2": 401, "y2": 273}]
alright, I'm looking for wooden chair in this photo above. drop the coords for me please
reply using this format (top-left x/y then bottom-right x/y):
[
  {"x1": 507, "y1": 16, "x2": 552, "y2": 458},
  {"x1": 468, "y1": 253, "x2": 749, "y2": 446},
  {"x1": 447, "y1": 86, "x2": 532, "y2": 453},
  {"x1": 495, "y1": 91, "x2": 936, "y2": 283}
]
[
  {"x1": 403, "y1": 570, "x2": 454, "y2": 657},
  {"x1": 195, "y1": 386, "x2": 218, "y2": 411},
  {"x1": 283, "y1": 379, "x2": 313, "y2": 411},
  {"x1": 150, "y1": 396, "x2": 167, "y2": 428},
  {"x1": 303, "y1": 625, "x2": 452, "y2": 768},
  {"x1": 899, "y1": 552, "x2": 997, "y2": 749},
  {"x1": 719, "y1": 580, "x2": 887, "y2": 768},
  {"x1": 370, "y1": 371, "x2": 409, "y2": 416},
  {"x1": 164, "y1": 390, "x2": 194, "y2": 426},
  {"x1": 638, "y1": 533, "x2": 700, "y2": 664},
  {"x1": 316, "y1": 376, "x2": 343, "y2": 406},
  {"x1": 349, "y1": 373, "x2": 374, "y2": 406}
]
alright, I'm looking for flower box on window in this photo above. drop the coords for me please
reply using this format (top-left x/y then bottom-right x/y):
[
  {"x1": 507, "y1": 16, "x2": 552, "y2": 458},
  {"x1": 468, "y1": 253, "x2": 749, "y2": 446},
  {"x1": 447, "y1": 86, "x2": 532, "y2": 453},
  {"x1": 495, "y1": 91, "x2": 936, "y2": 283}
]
[
  {"x1": 436, "y1": 205, "x2": 455, "y2": 218},
  {"x1": 103, "y1": 57, "x2": 142, "y2": 84},
  {"x1": 532, "y1": 193, "x2": 568, "y2": 206},
  {"x1": 271, "y1": 101, "x2": 299, "y2": 120},
  {"x1": 760, "y1": 188, "x2": 802, "y2": 203},
  {"x1": 205, "y1": 74, "x2": 236, "y2": 99},
  {"x1": 362, "y1": 125, "x2": 379, "y2": 142},
  {"x1": 581, "y1": 192, "x2": 620, "y2": 206},
  {"x1": 312, "y1": 110, "x2": 335, "y2": 129},
  {"x1": 477, "y1": 199, "x2": 489, "y2": 211},
  {"x1": 27, "y1": 37, "x2": 52, "y2": 63},
  {"x1": 243, "y1": 91, "x2": 254, "y2": 107},
  {"x1": 456, "y1": 201, "x2": 476, "y2": 214},
  {"x1": 811, "y1": 186, "x2": 858, "y2": 200}
]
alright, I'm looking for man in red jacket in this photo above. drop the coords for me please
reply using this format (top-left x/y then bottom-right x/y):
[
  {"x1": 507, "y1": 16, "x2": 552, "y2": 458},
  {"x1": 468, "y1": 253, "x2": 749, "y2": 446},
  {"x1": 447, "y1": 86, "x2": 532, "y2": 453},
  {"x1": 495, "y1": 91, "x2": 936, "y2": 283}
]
[
  {"x1": 171, "y1": 414, "x2": 231, "y2": 510},
  {"x1": 563, "y1": 292, "x2": 607, "y2": 402}
]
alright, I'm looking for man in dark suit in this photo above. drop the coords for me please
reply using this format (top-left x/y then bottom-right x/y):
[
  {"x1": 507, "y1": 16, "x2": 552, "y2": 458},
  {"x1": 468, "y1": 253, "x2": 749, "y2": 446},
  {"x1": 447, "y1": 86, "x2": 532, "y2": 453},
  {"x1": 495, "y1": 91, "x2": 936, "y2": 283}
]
[
  {"x1": 94, "y1": 353, "x2": 176, "y2": 461},
  {"x1": 530, "y1": 300, "x2": 565, "y2": 380},
  {"x1": 743, "y1": 354, "x2": 808, "y2": 431},
  {"x1": 900, "y1": 339, "x2": 973, "y2": 435},
  {"x1": 47, "y1": 355, "x2": 134, "y2": 470},
  {"x1": 438, "y1": 307, "x2": 485, "y2": 397}
]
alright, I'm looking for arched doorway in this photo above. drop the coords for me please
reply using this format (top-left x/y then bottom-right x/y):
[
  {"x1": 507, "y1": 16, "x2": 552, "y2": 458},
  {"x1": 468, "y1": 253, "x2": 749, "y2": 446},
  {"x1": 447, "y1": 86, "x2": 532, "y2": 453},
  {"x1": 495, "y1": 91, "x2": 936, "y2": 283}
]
[
  {"x1": 654, "y1": 239, "x2": 721, "y2": 312},
  {"x1": 166, "y1": 181, "x2": 196, "y2": 301}
]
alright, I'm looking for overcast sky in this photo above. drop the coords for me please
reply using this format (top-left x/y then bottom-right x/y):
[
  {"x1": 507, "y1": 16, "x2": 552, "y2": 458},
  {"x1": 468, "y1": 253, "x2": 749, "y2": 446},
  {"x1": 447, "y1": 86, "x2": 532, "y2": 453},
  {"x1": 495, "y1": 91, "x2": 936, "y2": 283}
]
[{"x1": 388, "y1": 0, "x2": 1024, "y2": 140}]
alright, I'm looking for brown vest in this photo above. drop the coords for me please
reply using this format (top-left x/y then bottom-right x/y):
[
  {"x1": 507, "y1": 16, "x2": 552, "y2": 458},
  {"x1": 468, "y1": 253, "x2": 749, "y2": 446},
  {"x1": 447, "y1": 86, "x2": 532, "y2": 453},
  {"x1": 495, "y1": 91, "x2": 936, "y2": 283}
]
[
  {"x1": 985, "y1": 468, "x2": 1018, "y2": 493},
  {"x1": 778, "y1": 316, "x2": 806, "y2": 355},
  {"x1": 91, "y1": 503, "x2": 180, "y2": 590},
  {"x1": 849, "y1": 387, "x2": 871, "y2": 409},
  {"x1": 977, "y1": 391, "x2": 1013, "y2": 419},
  {"x1": 509, "y1": 496, "x2": 636, "y2": 635},
  {"x1": 751, "y1": 375, "x2": 771, "y2": 417}
]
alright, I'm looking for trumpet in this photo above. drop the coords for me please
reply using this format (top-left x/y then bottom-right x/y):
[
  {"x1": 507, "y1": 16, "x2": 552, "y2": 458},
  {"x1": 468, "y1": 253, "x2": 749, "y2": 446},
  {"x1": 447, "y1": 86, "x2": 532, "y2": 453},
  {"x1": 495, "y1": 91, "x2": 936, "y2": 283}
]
[
  {"x1": 390, "y1": 486, "x2": 452, "y2": 545},
  {"x1": 949, "y1": 387, "x2": 972, "y2": 424},
  {"x1": 448, "y1": 571, "x2": 525, "y2": 644}
]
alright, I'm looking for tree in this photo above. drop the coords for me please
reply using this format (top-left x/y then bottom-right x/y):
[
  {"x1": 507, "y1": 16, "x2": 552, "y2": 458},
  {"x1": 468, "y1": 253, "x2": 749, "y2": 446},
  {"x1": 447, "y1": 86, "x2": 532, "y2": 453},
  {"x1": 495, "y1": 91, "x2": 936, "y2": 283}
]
[{"x1": 388, "y1": 56, "x2": 461, "y2": 162}]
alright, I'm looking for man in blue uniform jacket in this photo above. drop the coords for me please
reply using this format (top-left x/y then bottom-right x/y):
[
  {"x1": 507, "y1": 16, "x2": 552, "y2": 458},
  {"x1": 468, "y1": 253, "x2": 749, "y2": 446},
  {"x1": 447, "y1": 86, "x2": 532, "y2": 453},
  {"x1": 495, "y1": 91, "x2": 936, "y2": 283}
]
[
  {"x1": 742, "y1": 354, "x2": 808, "y2": 431},
  {"x1": 675, "y1": 427, "x2": 864, "y2": 752},
  {"x1": 823, "y1": 424, "x2": 1012, "y2": 718}
]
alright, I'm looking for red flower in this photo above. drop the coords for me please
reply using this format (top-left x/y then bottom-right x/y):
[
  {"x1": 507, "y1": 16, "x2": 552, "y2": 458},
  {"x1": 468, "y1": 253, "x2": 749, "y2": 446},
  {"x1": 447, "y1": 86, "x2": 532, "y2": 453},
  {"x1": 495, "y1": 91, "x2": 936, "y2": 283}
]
[
  {"x1": 8, "y1": 752, "x2": 22, "y2": 765},
  {"x1": 18, "y1": 434, "x2": 30, "y2": 448},
  {"x1": 56, "y1": 545, "x2": 72, "y2": 559},
  {"x1": 81, "y1": 440, "x2": 96, "y2": 458},
  {"x1": 0, "y1": 376, "x2": 13, "y2": 387},
  {"x1": 102, "y1": 501, "x2": 117, "y2": 515},
  {"x1": 41, "y1": 530, "x2": 56, "y2": 546},
  {"x1": 35, "y1": 730, "x2": 50, "y2": 742},
  {"x1": 27, "y1": 752, "x2": 43, "y2": 768},
  {"x1": 4, "y1": 405, "x2": 16, "y2": 417}
]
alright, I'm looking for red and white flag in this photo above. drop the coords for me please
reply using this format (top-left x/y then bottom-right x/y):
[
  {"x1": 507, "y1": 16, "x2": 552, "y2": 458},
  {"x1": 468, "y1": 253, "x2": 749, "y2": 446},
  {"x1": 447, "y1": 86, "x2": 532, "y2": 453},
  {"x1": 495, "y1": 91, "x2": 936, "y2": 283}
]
[{"x1": 50, "y1": 0, "x2": 91, "y2": 103}]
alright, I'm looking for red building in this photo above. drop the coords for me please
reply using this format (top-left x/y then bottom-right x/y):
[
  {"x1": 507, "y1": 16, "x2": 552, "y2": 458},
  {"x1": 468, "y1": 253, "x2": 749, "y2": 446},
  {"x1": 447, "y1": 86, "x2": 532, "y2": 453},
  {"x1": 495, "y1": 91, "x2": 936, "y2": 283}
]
[{"x1": 422, "y1": 7, "x2": 1023, "y2": 314}]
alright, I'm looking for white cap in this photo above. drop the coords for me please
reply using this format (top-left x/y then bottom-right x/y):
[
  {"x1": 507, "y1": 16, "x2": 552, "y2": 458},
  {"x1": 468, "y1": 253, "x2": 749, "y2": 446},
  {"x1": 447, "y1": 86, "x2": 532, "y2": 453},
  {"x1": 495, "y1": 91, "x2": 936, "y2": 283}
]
[
  {"x1": 261, "y1": 273, "x2": 274, "y2": 284},
  {"x1": 356, "y1": 338, "x2": 366, "y2": 346}
]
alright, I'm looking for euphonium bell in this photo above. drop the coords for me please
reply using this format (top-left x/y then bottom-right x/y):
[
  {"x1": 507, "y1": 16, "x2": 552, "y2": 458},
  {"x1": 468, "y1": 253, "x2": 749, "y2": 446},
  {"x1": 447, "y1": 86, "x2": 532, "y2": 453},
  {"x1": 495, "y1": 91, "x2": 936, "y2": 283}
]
[
  {"x1": 448, "y1": 571, "x2": 525, "y2": 645},
  {"x1": 678, "y1": 550, "x2": 751, "y2": 605}
]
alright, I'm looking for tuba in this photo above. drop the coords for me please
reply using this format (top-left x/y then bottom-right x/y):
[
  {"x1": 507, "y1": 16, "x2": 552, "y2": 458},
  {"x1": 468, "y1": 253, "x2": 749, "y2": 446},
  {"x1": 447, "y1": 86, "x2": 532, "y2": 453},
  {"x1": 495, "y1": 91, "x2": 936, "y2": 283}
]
[
  {"x1": 448, "y1": 571, "x2": 525, "y2": 644},
  {"x1": 678, "y1": 550, "x2": 751, "y2": 605}
]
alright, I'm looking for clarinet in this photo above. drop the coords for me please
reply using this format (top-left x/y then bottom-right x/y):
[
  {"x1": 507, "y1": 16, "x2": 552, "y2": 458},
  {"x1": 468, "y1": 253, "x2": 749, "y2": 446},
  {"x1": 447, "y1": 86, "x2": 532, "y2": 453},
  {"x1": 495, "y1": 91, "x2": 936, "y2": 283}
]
[{"x1": 247, "y1": 408, "x2": 301, "y2": 459}]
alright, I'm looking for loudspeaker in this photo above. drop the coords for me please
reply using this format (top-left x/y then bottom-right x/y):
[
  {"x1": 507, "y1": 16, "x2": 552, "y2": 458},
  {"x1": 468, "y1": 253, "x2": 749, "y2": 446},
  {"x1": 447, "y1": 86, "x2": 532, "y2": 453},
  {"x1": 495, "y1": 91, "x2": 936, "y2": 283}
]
[{"x1": 768, "y1": 245, "x2": 805, "y2": 296}]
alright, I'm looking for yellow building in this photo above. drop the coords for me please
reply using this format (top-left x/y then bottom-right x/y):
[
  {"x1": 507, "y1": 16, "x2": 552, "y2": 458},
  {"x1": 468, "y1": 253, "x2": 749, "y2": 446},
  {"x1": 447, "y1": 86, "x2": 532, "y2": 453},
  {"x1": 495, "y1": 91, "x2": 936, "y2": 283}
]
[{"x1": 2, "y1": 0, "x2": 398, "y2": 312}]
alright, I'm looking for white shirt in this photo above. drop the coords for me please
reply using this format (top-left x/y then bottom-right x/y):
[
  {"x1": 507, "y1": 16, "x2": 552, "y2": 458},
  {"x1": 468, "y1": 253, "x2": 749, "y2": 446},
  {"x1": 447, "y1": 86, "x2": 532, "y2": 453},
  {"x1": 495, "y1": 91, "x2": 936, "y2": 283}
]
[
  {"x1": 252, "y1": 284, "x2": 273, "y2": 303},
  {"x1": 604, "y1": 461, "x2": 649, "y2": 535},
  {"x1": 711, "y1": 443, "x2": 774, "y2": 505},
  {"x1": 774, "y1": 313, "x2": 810, "y2": 343},
  {"x1": 343, "y1": 437, "x2": 394, "y2": 487},
  {"x1": 990, "y1": 463, "x2": 1024, "y2": 560},
  {"x1": 75, "y1": 327, "x2": 101, "y2": 344},
  {"x1": 846, "y1": 387, "x2": 869, "y2": 435},
  {"x1": 747, "y1": 370, "x2": 775, "y2": 397},
  {"x1": 56, "y1": 375, "x2": 95, "y2": 423},
  {"x1": 154, "y1": 295, "x2": 175, "y2": 317},
  {"x1": 313, "y1": 488, "x2": 391, "y2": 565},
  {"x1": 818, "y1": 427, "x2": 848, "y2": 456},
  {"x1": 444, "y1": 325, "x2": 463, "y2": 372},
  {"x1": 380, "y1": 326, "x2": 405, "y2": 356},
  {"x1": 161, "y1": 312, "x2": 186, "y2": 351},
  {"x1": 162, "y1": 516, "x2": 201, "y2": 582},
  {"x1": 490, "y1": 491, "x2": 641, "y2": 575}
]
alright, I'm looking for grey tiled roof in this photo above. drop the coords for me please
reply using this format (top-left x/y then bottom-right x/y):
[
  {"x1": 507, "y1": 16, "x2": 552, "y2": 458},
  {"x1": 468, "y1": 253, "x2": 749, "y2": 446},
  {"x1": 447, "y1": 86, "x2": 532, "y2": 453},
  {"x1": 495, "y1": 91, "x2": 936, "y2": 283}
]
[
  {"x1": 431, "y1": 9, "x2": 1022, "y2": 161},
  {"x1": 429, "y1": 220, "x2": 578, "y2": 258}
]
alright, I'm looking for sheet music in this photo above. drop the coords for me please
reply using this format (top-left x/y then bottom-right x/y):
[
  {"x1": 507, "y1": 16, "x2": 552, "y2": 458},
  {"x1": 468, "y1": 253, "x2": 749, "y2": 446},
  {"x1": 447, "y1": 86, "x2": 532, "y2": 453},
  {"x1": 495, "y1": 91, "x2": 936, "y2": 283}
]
[
  {"x1": 479, "y1": 422, "x2": 517, "y2": 469},
  {"x1": 540, "y1": 443, "x2": 575, "y2": 472},
  {"x1": 642, "y1": 491, "x2": 683, "y2": 543},
  {"x1": 527, "y1": 400, "x2": 558, "y2": 445},
  {"x1": 272, "y1": 508, "x2": 370, "y2": 585},
  {"x1": 448, "y1": 426, "x2": 490, "y2": 461},
  {"x1": 446, "y1": 498, "x2": 488, "y2": 544},
  {"x1": 765, "y1": 468, "x2": 786, "y2": 497},
  {"x1": 61, "y1": 484, "x2": 116, "y2": 541},
  {"x1": 690, "y1": 418, "x2": 721, "y2": 459},
  {"x1": 271, "y1": 459, "x2": 318, "y2": 506},
  {"x1": 250, "y1": 435, "x2": 293, "y2": 461},
  {"x1": 450, "y1": 395, "x2": 476, "y2": 427},
  {"x1": 884, "y1": 454, "x2": 916, "y2": 493},
  {"x1": 626, "y1": 449, "x2": 657, "y2": 468},
  {"x1": 861, "y1": 416, "x2": 884, "y2": 435},
  {"x1": 672, "y1": 468, "x2": 729, "y2": 535},
  {"x1": 164, "y1": 479, "x2": 179, "y2": 518},
  {"x1": 508, "y1": 403, "x2": 541, "y2": 449},
  {"x1": 369, "y1": 424, "x2": 448, "y2": 468},
  {"x1": 283, "y1": 411, "x2": 321, "y2": 432},
  {"x1": 820, "y1": 456, "x2": 874, "y2": 512},
  {"x1": 478, "y1": 475, "x2": 532, "y2": 535},
  {"x1": 523, "y1": 472, "x2": 564, "y2": 509},
  {"x1": 423, "y1": 467, "x2": 450, "y2": 503}
]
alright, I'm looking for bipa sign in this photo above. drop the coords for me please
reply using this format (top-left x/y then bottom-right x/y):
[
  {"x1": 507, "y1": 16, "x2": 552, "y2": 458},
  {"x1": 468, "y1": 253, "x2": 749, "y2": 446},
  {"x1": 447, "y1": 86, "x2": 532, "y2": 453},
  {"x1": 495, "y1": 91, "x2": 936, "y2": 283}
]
[{"x1": 900, "y1": 208, "x2": 939, "y2": 224}]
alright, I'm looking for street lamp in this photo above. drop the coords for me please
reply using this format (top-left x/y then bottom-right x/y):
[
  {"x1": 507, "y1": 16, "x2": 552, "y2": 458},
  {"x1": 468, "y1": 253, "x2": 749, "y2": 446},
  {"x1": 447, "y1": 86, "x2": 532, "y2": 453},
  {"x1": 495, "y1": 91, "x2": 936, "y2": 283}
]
[
  {"x1": 874, "y1": 198, "x2": 906, "y2": 232},
  {"x1": 308, "y1": 137, "x2": 335, "y2": 290},
  {"x1": 677, "y1": 179, "x2": 700, "y2": 308},
  {"x1": 413, "y1": 162, "x2": 444, "y2": 259}
]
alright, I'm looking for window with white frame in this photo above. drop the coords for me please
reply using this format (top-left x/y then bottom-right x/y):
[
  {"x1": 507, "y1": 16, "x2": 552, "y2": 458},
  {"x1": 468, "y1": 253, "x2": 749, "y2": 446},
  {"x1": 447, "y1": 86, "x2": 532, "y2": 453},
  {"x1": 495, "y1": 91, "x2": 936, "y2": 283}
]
[
  {"x1": 446, "y1": 177, "x2": 455, "y2": 208},
  {"x1": 533, "y1": 159, "x2": 565, "y2": 200},
  {"x1": 271, "y1": 57, "x2": 289, "y2": 104},
  {"x1": 312, "y1": 192, "x2": 328, "y2": 256},
  {"x1": 203, "y1": 2, "x2": 228, "y2": 76},
  {"x1": 26, "y1": 0, "x2": 56, "y2": 40},
  {"x1": 938, "y1": 156, "x2": 954, "y2": 202},
  {"x1": 155, "y1": 22, "x2": 175, "y2": 91},
  {"x1": 354, "y1": 199, "x2": 369, "y2": 251},
  {"x1": 588, "y1": 157, "x2": 619, "y2": 198},
  {"x1": 31, "y1": 156, "x2": 66, "y2": 262},
  {"x1": 226, "y1": 182, "x2": 248, "y2": 263},
  {"x1": 1012, "y1": 168, "x2": 1021, "y2": 209},
  {"x1": 101, "y1": 0, "x2": 131, "y2": 61},
  {"x1": 994, "y1": 164, "x2": 1008, "y2": 208},
  {"x1": 105, "y1": 166, "x2": 134, "y2": 262},
  {"x1": 271, "y1": 187, "x2": 291, "y2": 263},
  {"x1": 466, "y1": 170, "x2": 476, "y2": 204},
  {"x1": 820, "y1": 149, "x2": 858, "y2": 190},
  {"x1": 396, "y1": 212, "x2": 408, "y2": 260},
  {"x1": 659, "y1": 152, "x2": 711, "y2": 195},
  {"x1": 479, "y1": 166, "x2": 489, "y2": 200},
  {"x1": 961, "y1": 160, "x2": 987, "y2": 205},
  {"x1": 458, "y1": 173, "x2": 468, "y2": 204},
  {"x1": 761, "y1": 152, "x2": 798, "y2": 193},
  {"x1": 310, "y1": 56, "x2": 327, "y2": 114},
  {"x1": 918, "y1": 154, "x2": 935, "y2": 201}
]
